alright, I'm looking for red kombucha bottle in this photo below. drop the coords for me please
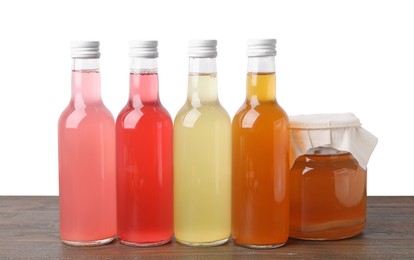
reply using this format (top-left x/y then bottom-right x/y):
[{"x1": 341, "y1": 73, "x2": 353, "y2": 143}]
[{"x1": 116, "y1": 41, "x2": 173, "y2": 246}]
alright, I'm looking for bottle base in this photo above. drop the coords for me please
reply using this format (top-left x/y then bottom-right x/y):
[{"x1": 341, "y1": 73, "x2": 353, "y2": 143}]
[
  {"x1": 120, "y1": 238, "x2": 171, "y2": 247},
  {"x1": 176, "y1": 237, "x2": 229, "y2": 247},
  {"x1": 233, "y1": 240, "x2": 286, "y2": 249},
  {"x1": 61, "y1": 236, "x2": 115, "y2": 247}
]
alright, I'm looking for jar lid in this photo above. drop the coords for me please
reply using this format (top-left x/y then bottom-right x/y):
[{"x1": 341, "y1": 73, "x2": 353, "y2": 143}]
[
  {"x1": 289, "y1": 113, "x2": 361, "y2": 130},
  {"x1": 289, "y1": 113, "x2": 377, "y2": 170}
]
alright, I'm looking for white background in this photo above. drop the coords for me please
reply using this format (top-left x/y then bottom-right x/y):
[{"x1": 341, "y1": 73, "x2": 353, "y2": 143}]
[{"x1": 0, "y1": 0, "x2": 413, "y2": 195}]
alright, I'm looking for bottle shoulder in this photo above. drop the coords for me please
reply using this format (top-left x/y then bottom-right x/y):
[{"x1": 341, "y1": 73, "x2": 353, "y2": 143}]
[
  {"x1": 174, "y1": 102, "x2": 231, "y2": 128},
  {"x1": 118, "y1": 102, "x2": 171, "y2": 116},
  {"x1": 58, "y1": 103, "x2": 114, "y2": 129},
  {"x1": 176, "y1": 102, "x2": 230, "y2": 120},
  {"x1": 116, "y1": 103, "x2": 172, "y2": 129},
  {"x1": 234, "y1": 101, "x2": 287, "y2": 118},
  {"x1": 232, "y1": 101, "x2": 288, "y2": 128}
]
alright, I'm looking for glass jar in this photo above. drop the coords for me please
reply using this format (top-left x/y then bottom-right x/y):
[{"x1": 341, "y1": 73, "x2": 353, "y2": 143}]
[{"x1": 289, "y1": 113, "x2": 377, "y2": 240}]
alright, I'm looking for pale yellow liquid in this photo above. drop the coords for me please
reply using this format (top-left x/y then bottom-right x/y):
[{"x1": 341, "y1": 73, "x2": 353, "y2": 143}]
[{"x1": 174, "y1": 74, "x2": 231, "y2": 246}]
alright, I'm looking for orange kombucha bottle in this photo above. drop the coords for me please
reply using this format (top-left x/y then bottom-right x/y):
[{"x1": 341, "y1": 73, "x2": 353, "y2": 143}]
[{"x1": 232, "y1": 39, "x2": 289, "y2": 249}]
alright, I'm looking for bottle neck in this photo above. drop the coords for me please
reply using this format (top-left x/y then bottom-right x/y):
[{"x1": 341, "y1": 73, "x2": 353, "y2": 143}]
[
  {"x1": 187, "y1": 57, "x2": 218, "y2": 106},
  {"x1": 71, "y1": 58, "x2": 101, "y2": 105},
  {"x1": 246, "y1": 56, "x2": 276, "y2": 103},
  {"x1": 129, "y1": 58, "x2": 159, "y2": 107}
]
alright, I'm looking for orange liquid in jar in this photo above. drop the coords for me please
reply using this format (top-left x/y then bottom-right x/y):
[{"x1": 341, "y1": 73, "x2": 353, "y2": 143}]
[
  {"x1": 232, "y1": 73, "x2": 289, "y2": 248},
  {"x1": 289, "y1": 147, "x2": 366, "y2": 240}
]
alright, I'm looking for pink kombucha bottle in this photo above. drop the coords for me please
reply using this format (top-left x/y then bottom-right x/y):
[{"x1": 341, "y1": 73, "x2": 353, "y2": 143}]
[
  {"x1": 58, "y1": 41, "x2": 116, "y2": 246},
  {"x1": 116, "y1": 41, "x2": 173, "y2": 246}
]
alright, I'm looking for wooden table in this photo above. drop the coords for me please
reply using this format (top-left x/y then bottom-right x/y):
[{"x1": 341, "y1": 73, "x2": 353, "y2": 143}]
[{"x1": 0, "y1": 196, "x2": 413, "y2": 259}]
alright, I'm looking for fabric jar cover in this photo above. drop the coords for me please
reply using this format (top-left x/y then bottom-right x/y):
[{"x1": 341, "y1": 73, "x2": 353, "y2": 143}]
[{"x1": 289, "y1": 113, "x2": 378, "y2": 170}]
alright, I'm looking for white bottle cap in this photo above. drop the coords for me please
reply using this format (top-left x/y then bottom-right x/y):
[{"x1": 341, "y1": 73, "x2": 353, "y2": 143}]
[
  {"x1": 188, "y1": 40, "x2": 217, "y2": 58},
  {"x1": 247, "y1": 39, "x2": 276, "y2": 57},
  {"x1": 130, "y1": 40, "x2": 158, "y2": 58},
  {"x1": 71, "y1": 41, "x2": 100, "y2": 58}
]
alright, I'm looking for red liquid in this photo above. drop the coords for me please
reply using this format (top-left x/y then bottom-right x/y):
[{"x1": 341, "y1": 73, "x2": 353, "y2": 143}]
[{"x1": 116, "y1": 73, "x2": 173, "y2": 246}]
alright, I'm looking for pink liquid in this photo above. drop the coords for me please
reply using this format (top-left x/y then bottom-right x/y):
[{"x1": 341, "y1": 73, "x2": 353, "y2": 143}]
[
  {"x1": 58, "y1": 71, "x2": 116, "y2": 244},
  {"x1": 116, "y1": 73, "x2": 173, "y2": 246}
]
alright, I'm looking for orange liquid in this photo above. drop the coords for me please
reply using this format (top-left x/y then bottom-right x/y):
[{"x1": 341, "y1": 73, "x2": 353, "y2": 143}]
[
  {"x1": 232, "y1": 73, "x2": 289, "y2": 248},
  {"x1": 290, "y1": 147, "x2": 366, "y2": 240}
]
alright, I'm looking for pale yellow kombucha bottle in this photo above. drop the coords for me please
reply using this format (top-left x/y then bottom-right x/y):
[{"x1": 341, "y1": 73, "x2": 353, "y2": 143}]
[{"x1": 174, "y1": 40, "x2": 231, "y2": 246}]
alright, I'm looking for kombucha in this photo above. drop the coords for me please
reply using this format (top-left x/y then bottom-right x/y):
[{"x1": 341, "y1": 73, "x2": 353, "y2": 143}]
[
  {"x1": 116, "y1": 73, "x2": 173, "y2": 246},
  {"x1": 290, "y1": 147, "x2": 366, "y2": 240},
  {"x1": 59, "y1": 50, "x2": 116, "y2": 246},
  {"x1": 232, "y1": 71, "x2": 289, "y2": 248},
  {"x1": 174, "y1": 74, "x2": 231, "y2": 246}
]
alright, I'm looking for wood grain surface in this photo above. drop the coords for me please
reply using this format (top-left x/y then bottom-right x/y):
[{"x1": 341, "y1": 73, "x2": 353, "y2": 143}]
[{"x1": 0, "y1": 196, "x2": 413, "y2": 259}]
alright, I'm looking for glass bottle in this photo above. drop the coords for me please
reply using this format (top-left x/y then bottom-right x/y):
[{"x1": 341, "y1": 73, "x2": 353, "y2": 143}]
[
  {"x1": 174, "y1": 40, "x2": 231, "y2": 246},
  {"x1": 58, "y1": 41, "x2": 116, "y2": 246},
  {"x1": 232, "y1": 39, "x2": 289, "y2": 249},
  {"x1": 116, "y1": 40, "x2": 173, "y2": 246}
]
